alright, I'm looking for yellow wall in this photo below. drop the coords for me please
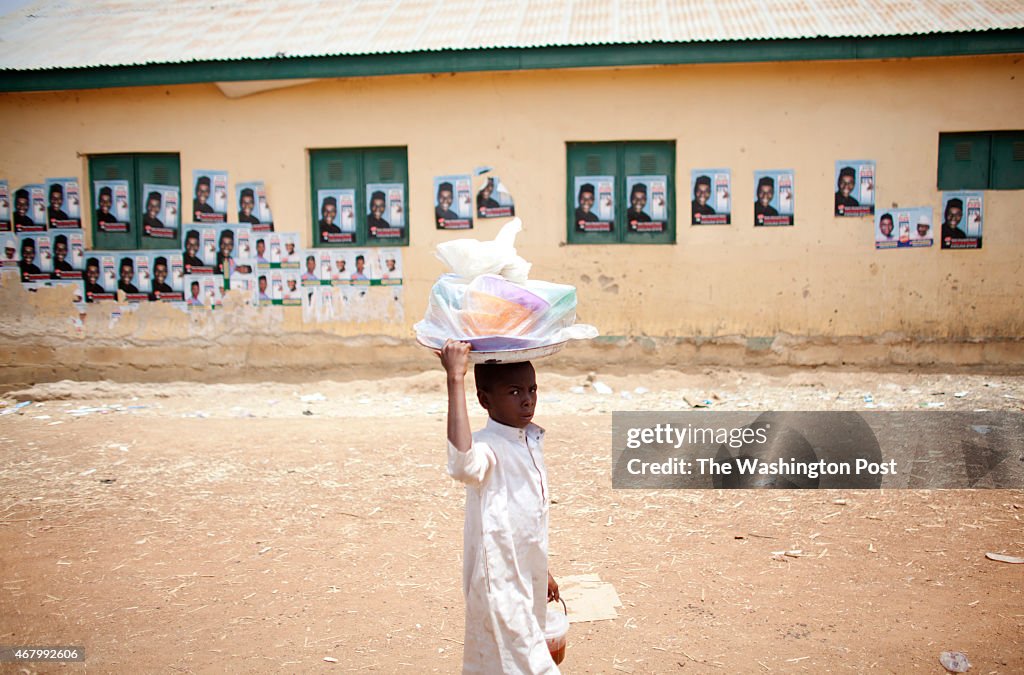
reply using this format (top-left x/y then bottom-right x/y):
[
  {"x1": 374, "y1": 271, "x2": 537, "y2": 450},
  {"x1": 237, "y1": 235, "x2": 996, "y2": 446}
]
[{"x1": 0, "y1": 54, "x2": 1022, "y2": 360}]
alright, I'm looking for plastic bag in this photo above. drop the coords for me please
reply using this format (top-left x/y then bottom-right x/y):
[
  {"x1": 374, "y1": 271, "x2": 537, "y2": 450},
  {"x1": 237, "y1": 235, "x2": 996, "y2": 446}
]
[
  {"x1": 415, "y1": 273, "x2": 597, "y2": 351},
  {"x1": 435, "y1": 218, "x2": 531, "y2": 284}
]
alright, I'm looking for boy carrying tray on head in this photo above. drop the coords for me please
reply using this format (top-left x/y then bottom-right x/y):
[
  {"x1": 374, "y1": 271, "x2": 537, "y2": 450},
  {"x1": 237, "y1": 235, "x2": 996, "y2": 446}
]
[{"x1": 440, "y1": 338, "x2": 560, "y2": 674}]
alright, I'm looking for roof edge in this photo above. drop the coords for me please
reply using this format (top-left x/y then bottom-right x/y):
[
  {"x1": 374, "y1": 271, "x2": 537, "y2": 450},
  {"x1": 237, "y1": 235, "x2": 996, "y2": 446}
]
[{"x1": 1, "y1": 31, "x2": 1022, "y2": 93}]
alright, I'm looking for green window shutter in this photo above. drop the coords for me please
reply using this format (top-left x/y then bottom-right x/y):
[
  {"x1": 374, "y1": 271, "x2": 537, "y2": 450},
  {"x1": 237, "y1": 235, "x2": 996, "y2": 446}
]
[
  {"x1": 990, "y1": 131, "x2": 1024, "y2": 190},
  {"x1": 937, "y1": 132, "x2": 990, "y2": 190},
  {"x1": 310, "y1": 148, "x2": 362, "y2": 247},
  {"x1": 88, "y1": 154, "x2": 136, "y2": 250},
  {"x1": 622, "y1": 141, "x2": 675, "y2": 245},
  {"x1": 361, "y1": 147, "x2": 409, "y2": 247},
  {"x1": 135, "y1": 153, "x2": 181, "y2": 250},
  {"x1": 566, "y1": 142, "x2": 619, "y2": 245}
]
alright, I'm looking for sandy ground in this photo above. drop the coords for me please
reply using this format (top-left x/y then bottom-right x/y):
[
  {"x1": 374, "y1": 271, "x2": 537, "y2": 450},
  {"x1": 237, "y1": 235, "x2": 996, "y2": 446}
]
[{"x1": 1, "y1": 368, "x2": 1022, "y2": 674}]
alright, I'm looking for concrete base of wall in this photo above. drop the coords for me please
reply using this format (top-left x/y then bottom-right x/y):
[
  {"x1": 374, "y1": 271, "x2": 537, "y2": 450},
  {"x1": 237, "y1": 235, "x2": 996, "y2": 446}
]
[{"x1": 2, "y1": 333, "x2": 1021, "y2": 390}]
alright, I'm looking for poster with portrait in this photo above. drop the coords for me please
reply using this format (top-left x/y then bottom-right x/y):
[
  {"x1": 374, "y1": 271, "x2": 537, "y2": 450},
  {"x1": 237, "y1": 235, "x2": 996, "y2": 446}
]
[
  {"x1": 235, "y1": 181, "x2": 273, "y2": 232},
  {"x1": 874, "y1": 207, "x2": 932, "y2": 249},
  {"x1": 377, "y1": 248, "x2": 402, "y2": 285},
  {"x1": 210, "y1": 224, "x2": 254, "y2": 279},
  {"x1": 690, "y1": 169, "x2": 731, "y2": 225},
  {"x1": 366, "y1": 183, "x2": 405, "y2": 240},
  {"x1": 17, "y1": 232, "x2": 52, "y2": 282},
  {"x1": 81, "y1": 252, "x2": 115, "y2": 302},
  {"x1": 44, "y1": 178, "x2": 82, "y2": 229},
  {"x1": 475, "y1": 176, "x2": 515, "y2": 219},
  {"x1": 753, "y1": 170, "x2": 795, "y2": 226},
  {"x1": 314, "y1": 249, "x2": 334, "y2": 286},
  {"x1": 280, "y1": 269, "x2": 302, "y2": 306},
  {"x1": 940, "y1": 191, "x2": 983, "y2": 250},
  {"x1": 184, "y1": 273, "x2": 225, "y2": 308},
  {"x1": 181, "y1": 226, "x2": 218, "y2": 274},
  {"x1": 0, "y1": 180, "x2": 11, "y2": 232},
  {"x1": 106, "y1": 253, "x2": 149, "y2": 302},
  {"x1": 1, "y1": 234, "x2": 17, "y2": 269},
  {"x1": 192, "y1": 170, "x2": 228, "y2": 223},
  {"x1": 93, "y1": 180, "x2": 131, "y2": 233},
  {"x1": 14, "y1": 184, "x2": 47, "y2": 233},
  {"x1": 316, "y1": 189, "x2": 356, "y2": 244},
  {"x1": 50, "y1": 231, "x2": 84, "y2": 280},
  {"x1": 833, "y1": 161, "x2": 875, "y2": 217},
  {"x1": 299, "y1": 250, "x2": 322, "y2": 287},
  {"x1": 572, "y1": 176, "x2": 614, "y2": 232},
  {"x1": 624, "y1": 176, "x2": 668, "y2": 233},
  {"x1": 328, "y1": 250, "x2": 351, "y2": 285},
  {"x1": 141, "y1": 183, "x2": 179, "y2": 240},
  {"x1": 148, "y1": 251, "x2": 185, "y2": 302},
  {"x1": 433, "y1": 175, "x2": 472, "y2": 230}
]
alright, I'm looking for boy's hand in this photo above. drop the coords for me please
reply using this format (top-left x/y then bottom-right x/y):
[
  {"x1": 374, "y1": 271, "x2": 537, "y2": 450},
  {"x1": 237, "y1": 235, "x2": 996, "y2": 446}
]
[
  {"x1": 439, "y1": 339, "x2": 471, "y2": 380},
  {"x1": 547, "y1": 572, "x2": 559, "y2": 603}
]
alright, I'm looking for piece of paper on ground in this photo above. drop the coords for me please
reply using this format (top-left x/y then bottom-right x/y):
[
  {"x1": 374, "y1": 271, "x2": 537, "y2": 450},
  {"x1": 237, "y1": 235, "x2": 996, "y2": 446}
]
[{"x1": 556, "y1": 573, "x2": 622, "y2": 623}]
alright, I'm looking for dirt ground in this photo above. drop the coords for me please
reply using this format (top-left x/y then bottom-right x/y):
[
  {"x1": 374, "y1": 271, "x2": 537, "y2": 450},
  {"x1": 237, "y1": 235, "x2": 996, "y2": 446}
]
[{"x1": 1, "y1": 368, "x2": 1022, "y2": 674}]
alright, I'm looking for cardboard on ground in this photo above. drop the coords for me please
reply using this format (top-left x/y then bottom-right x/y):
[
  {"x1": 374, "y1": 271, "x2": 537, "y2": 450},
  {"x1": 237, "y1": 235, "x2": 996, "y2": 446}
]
[{"x1": 556, "y1": 573, "x2": 622, "y2": 623}]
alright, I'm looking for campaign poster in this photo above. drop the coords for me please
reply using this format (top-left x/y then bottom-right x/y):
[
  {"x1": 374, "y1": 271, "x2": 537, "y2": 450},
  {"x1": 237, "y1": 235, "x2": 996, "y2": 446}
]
[
  {"x1": 0, "y1": 235, "x2": 17, "y2": 269},
  {"x1": 299, "y1": 250, "x2": 322, "y2": 287},
  {"x1": 875, "y1": 207, "x2": 933, "y2": 250},
  {"x1": 104, "y1": 252, "x2": 148, "y2": 302},
  {"x1": 82, "y1": 253, "x2": 114, "y2": 302},
  {"x1": 367, "y1": 183, "x2": 405, "y2": 239},
  {"x1": 278, "y1": 232, "x2": 300, "y2": 269},
  {"x1": 433, "y1": 175, "x2": 472, "y2": 230},
  {"x1": 833, "y1": 161, "x2": 875, "y2": 217},
  {"x1": 192, "y1": 170, "x2": 228, "y2": 223},
  {"x1": 141, "y1": 184, "x2": 179, "y2": 240},
  {"x1": 690, "y1": 169, "x2": 731, "y2": 225},
  {"x1": 45, "y1": 178, "x2": 82, "y2": 229},
  {"x1": 348, "y1": 249, "x2": 373, "y2": 285},
  {"x1": 940, "y1": 191, "x2": 983, "y2": 250},
  {"x1": 14, "y1": 184, "x2": 47, "y2": 233},
  {"x1": 378, "y1": 248, "x2": 402, "y2": 285},
  {"x1": 185, "y1": 273, "x2": 225, "y2": 308},
  {"x1": 0, "y1": 180, "x2": 11, "y2": 232},
  {"x1": 753, "y1": 170, "x2": 795, "y2": 227},
  {"x1": 314, "y1": 249, "x2": 334, "y2": 287},
  {"x1": 280, "y1": 269, "x2": 302, "y2": 306},
  {"x1": 255, "y1": 271, "x2": 273, "y2": 305},
  {"x1": 50, "y1": 231, "x2": 84, "y2": 280},
  {"x1": 94, "y1": 180, "x2": 131, "y2": 233},
  {"x1": 182, "y1": 226, "x2": 217, "y2": 274},
  {"x1": 148, "y1": 251, "x2": 185, "y2": 302},
  {"x1": 572, "y1": 176, "x2": 614, "y2": 232},
  {"x1": 476, "y1": 176, "x2": 515, "y2": 219},
  {"x1": 211, "y1": 224, "x2": 254, "y2": 278},
  {"x1": 624, "y1": 176, "x2": 668, "y2": 233},
  {"x1": 329, "y1": 250, "x2": 351, "y2": 285},
  {"x1": 316, "y1": 188, "x2": 355, "y2": 244},
  {"x1": 236, "y1": 181, "x2": 273, "y2": 232},
  {"x1": 17, "y1": 232, "x2": 52, "y2": 282}
]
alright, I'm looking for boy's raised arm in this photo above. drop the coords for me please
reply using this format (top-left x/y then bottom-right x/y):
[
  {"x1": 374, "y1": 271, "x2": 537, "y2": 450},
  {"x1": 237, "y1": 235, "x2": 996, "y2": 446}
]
[{"x1": 440, "y1": 339, "x2": 473, "y2": 453}]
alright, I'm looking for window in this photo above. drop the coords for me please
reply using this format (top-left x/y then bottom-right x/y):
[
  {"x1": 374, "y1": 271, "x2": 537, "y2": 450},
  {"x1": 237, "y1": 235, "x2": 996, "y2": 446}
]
[
  {"x1": 310, "y1": 147, "x2": 409, "y2": 247},
  {"x1": 566, "y1": 141, "x2": 675, "y2": 244},
  {"x1": 938, "y1": 131, "x2": 1024, "y2": 190},
  {"x1": 88, "y1": 153, "x2": 181, "y2": 250}
]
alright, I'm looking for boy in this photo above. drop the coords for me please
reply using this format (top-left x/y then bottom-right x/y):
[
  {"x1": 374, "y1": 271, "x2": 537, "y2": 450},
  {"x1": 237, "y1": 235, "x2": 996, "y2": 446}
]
[{"x1": 440, "y1": 339, "x2": 560, "y2": 674}]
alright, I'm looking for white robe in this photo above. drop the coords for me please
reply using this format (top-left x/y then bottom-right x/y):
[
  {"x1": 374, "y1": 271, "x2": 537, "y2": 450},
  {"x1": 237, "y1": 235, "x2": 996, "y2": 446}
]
[{"x1": 448, "y1": 418, "x2": 559, "y2": 674}]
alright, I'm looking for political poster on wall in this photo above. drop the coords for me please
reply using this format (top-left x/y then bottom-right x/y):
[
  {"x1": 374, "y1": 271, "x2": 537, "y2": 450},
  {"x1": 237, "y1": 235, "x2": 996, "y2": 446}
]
[
  {"x1": 875, "y1": 207, "x2": 933, "y2": 249},
  {"x1": 624, "y1": 176, "x2": 668, "y2": 233},
  {"x1": 185, "y1": 273, "x2": 225, "y2": 308},
  {"x1": 45, "y1": 178, "x2": 82, "y2": 229},
  {"x1": 17, "y1": 232, "x2": 52, "y2": 282},
  {"x1": 50, "y1": 231, "x2": 84, "y2": 280},
  {"x1": 833, "y1": 161, "x2": 875, "y2": 217},
  {"x1": 690, "y1": 169, "x2": 730, "y2": 225},
  {"x1": 192, "y1": 170, "x2": 228, "y2": 223},
  {"x1": 14, "y1": 184, "x2": 47, "y2": 233},
  {"x1": 94, "y1": 180, "x2": 131, "y2": 233},
  {"x1": 940, "y1": 191, "x2": 983, "y2": 250},
  {"x1": 475, "y1": 176, "x2": 515, "y2": 218},
  {"x1": 753, "y1": 170, "x2": 795, "y2": 227},
  {"x1": 433, "y1": 175, "x2": 472, "y2": 230},
  {"x1": 572, "y1": 176, "x2": 614, "y2": 232},
  {"x1": 142, "y1": 184, "x2": 179, "y2": 240},
  {"x1": 235, "y1": 181, "x2": 273, "y2": 232},
  {"x1": 317, "y1": 189, "x2": 356, "y2": 244},
  {"x1": 365, "y1": 183, "x2": 405, "y2": 240},
  {"x1": 148, "y1": 251, "x2": 185, "y2": 302},
  {"x1": 0, "y1": 181, "x2": 11, "y2": 232}
]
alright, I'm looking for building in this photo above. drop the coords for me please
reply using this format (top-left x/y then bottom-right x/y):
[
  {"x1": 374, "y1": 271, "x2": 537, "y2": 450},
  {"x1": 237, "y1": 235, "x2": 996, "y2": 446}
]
[{"x1": 1, "y1": 0, "x2": 1023, "y2": 383}]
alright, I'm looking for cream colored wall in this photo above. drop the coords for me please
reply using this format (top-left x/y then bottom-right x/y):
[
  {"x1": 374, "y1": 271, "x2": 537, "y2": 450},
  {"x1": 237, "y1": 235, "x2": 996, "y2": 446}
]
[{"x1": 0, "y1": 54, "x2": 1022, "y2": 347}]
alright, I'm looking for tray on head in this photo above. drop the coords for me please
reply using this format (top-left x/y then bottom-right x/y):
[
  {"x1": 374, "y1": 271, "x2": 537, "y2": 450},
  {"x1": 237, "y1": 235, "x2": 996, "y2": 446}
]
[{"x1": 417, "y1": 337, "x2": 568, "y2": 364}]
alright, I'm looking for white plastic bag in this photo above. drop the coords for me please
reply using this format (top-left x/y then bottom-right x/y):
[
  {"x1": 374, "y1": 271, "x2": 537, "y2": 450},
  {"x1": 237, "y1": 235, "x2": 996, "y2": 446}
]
[{"x1": 435, "y1": 218, "x2": 531, "y2": 284}]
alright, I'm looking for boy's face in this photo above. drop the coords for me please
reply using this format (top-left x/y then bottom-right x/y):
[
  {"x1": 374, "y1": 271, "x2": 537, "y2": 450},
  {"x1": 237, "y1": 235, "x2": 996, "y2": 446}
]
[{"x1": 477, "y1": 363, "x2": 537, "y2": 428}]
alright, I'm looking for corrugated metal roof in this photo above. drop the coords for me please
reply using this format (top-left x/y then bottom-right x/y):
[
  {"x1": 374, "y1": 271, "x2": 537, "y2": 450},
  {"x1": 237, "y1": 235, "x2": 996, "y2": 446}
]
[{"x1": 0, "y1": 0, "x2": 1022, "y2": 71}]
